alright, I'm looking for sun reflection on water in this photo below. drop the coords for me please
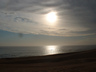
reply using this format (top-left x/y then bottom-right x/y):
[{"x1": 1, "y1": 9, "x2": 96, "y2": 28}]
[{"x1": 46, "y1": 46, "x2": 58, "y2": 54}]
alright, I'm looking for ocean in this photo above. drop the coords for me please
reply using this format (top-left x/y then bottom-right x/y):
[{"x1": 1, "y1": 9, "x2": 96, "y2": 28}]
[{"x1": 0, "y1": 45, "x2": 96, "y2": 58}]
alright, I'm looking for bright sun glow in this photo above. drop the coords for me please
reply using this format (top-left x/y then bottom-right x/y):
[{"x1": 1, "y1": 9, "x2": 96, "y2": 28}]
[{"x1": 46, "y1": 12, "x2": 57, "y2": 23}]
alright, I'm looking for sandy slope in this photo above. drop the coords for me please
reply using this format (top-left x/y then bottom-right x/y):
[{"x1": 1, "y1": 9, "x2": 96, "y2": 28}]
[{"x1": 0, "y1": 49, "x2": 96, "y2": 72}]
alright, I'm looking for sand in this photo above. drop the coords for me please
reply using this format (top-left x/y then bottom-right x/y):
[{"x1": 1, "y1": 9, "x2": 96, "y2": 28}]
[{"x1": 0, "y1": 49, "x2": 96, "y2": 72}]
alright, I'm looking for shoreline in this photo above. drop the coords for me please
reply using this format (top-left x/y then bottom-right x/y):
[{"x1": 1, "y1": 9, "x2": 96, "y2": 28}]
[{"x1": 0, "y1": 49, "x2": 96, "y2": 72}]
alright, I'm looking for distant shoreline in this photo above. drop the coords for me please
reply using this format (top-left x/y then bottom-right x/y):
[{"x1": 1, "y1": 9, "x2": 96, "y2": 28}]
[
  {"x1": 0, "y1": 49, "x2": 96, "y2": 72},
  {"x1": 0, "y1": 45, "x2": 96, "y2": 59}
]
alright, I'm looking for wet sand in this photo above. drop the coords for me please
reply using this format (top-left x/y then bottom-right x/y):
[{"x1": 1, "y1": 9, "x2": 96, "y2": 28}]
[{"x1": 0, "y1": 49, "x2": 96, "y2": 72}]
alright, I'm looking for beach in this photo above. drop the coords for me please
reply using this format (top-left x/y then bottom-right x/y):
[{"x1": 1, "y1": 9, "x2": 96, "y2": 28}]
[{"x1": 0, "y1": 49, "x2": 96, "y2": 72}]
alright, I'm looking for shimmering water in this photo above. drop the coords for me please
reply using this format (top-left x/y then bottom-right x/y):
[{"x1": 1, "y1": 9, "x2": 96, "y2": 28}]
[{"x1": 0, "y1": 45, "x2": 96, "y2": 58}]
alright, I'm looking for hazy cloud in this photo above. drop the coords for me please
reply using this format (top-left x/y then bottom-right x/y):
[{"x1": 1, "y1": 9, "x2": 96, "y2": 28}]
[
  {"x1": 0, "y1": 0, "x2": 96, "y2": 36},
  {"x1": 14, "y1": 17, "x2": 34, "y2": 23}
]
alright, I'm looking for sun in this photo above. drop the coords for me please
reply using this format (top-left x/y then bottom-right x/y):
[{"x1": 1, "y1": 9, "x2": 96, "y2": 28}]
[{"x1": 46, "y1": 12, "x2": 57, "y2": 23}]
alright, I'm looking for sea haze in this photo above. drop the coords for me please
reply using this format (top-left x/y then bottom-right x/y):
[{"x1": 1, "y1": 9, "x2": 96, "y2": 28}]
[{"x1": 0, "y1": 45, "x2": 96, "y2": 58}]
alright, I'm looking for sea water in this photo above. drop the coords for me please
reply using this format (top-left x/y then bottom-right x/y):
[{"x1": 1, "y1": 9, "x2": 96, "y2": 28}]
[{"x1": 0, "y1": 45, "x2": 96, "y2": 58}]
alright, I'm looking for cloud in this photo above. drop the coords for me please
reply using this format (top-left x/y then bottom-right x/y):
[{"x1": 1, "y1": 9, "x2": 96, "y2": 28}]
[
  {"x1": 0, "y1": 0, "x2": 96, "y2": 37},
  {"x1": 14, "y1": 17, "x2": 34, "y2": 23}
]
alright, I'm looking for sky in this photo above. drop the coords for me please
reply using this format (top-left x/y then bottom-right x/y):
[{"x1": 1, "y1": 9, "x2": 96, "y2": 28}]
[{"x1": 0, "y1": 0, "x2": 96, "y2": 46}]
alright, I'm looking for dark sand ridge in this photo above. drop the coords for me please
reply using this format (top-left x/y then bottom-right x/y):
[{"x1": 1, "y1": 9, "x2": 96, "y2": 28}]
[{"x1": 0, "y1": 49, "x2": 96, "y2": 72}]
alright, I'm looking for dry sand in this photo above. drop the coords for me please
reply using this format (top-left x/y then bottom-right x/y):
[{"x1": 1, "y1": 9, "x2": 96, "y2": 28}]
[{"x1": 0, "y1": 49, "x2": 96, "y2": 72}]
